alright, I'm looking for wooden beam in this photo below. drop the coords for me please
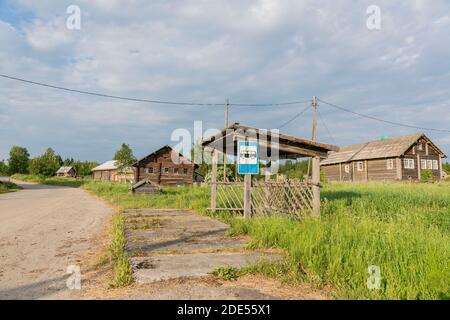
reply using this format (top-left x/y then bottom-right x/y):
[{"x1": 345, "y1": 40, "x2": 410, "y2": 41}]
[
  {"x1": 211, "y1": 150, "x2": 218, "y2": 212},
  {"x1": 312, "y1": 156, "x2": 321, "y2": 216},
  {"x1": 417, "y1": 154, "x2": 421, "y2": 181},
  {"x1": 396, "y1": 158, "x2": 402, "y2": 180},
  {"x1": 339, "y1": 163, "x2": 342, "y2": 182},
  {"x1": 439, "y1": 156, "x2": 443, "y2": 180},
  {"x1": 364, "y1": 160, "x2": 368, "y2": 181},
  {"x1": 244, "y1": 174, "x2": 251, "y2": 218}
]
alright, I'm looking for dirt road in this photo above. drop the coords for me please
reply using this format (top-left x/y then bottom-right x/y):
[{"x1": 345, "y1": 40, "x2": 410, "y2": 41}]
[{"x1": 0, "y1": 180, "x2": 111, "y2": 299}]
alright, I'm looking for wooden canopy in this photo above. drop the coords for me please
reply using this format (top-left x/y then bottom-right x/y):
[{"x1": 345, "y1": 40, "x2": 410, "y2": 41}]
[{"x1": 201, "y1": 123, "x2": 338, "y2": 159}]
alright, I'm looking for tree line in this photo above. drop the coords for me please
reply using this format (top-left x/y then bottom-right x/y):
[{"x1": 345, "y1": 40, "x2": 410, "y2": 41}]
[
  {"x1": 0, "y1": 143, "x2": 137, "y2": 178},
  {"x1": 0, "y1": 146, "x2": 98, "y2": 177}
]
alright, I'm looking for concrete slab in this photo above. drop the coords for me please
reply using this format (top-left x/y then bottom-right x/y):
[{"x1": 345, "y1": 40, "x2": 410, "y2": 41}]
[
  {"x1": 124, "y1": 209, "x2": 283, "y2": 285},
  {"x1": 131, "y1": 252, "x2": 281, "y2": 283}
]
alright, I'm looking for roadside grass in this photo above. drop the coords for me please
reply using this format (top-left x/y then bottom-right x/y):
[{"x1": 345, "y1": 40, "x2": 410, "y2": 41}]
[
  {"x1": 0, "y1": 180, "x2": 22, "y2": 194},
  {"x1": 109, "y1": 212, "x2": 132, "y2": 288},
  {"x1": 11, "y1": 175, "x2": 450, "y2": 299}
]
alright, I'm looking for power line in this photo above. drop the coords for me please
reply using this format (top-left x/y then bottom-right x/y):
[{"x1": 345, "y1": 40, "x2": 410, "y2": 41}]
[
  {"x1": 278, "y1": 104, "x2": 311, "y2": 129},
  {"x1": 0, "y1": 73, "x2": 309, "y2": 107},
  {"x1": 318, "y1": 98, "x2": 450, "y2": 133},
  {"x1": 317, "y1": 107, "x2": 336, "y2": 145}
]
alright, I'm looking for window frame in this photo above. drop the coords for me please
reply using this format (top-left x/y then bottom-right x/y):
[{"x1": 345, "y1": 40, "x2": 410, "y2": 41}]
[
  {"x1": 183, "y1": 168, "x2": 188, "y2": 175},
  {"x1": 432, "y1": 160, "x2": 438, "y2": 170},
  {"x1": 386, "y1": 159, "x2": 394, "y2": 170},
  {"x1": 357, "y1": 161, "x2": 364, "y2": 172},
  {"x1": 164, "y1": 167, "x2": 169, "y2": 174},
  {"x1": 344, "y1": 164, "x2": 350, "y2": 174},
  {"x1": 404, "y1": 158, "x2": 415, "y2": 169}
]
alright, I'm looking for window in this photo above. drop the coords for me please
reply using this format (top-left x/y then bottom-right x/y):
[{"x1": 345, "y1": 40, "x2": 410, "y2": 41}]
[
  {"x1": 427, "y1": 160, "x2": 433, "y2": 170},
  {"x1": 421, "y1": 159, "x2": 427, "y2": 170},
  {"x1": 183, "y1": 168, "x2": 188, "y2": 175},
  {"x1": 164, "y1": 167, "x2": 169, "y2": 174},
  {"x1": 387, "y1": 159, "x2": 394, "y2": 170},
  {"x1": 357, "y1": 161, "x2": 364, "y2": 171},
  {"x1": 432, "y1": 160, "x2": 438, "y2": 170},
  {"x1": 144, "y1": 168, "x2": 149, "y2": 174},
  {"x1": 344, "y1": 164, "x2": 350, "y2": 174},
  {"x1": 417, "y1": 143, "x2": 423, "y2": 151},
  {"x1": 149, "y1": 167, "x2": 154, "y2": 174},
  {"x1": 174, "y1": 168, "x2": 179, "y2": 174},
  {"x1": 404, "y1": 159, "x2": 415, "y2": 169}
]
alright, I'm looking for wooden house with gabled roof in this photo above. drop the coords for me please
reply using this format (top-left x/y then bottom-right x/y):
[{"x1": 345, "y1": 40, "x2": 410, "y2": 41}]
[
  {"x1": 133, "y1": 145, "x2": 198, "y2": 187},
  {"x1": 321, "y1": 133, "x2": 447, "y2": 182}
]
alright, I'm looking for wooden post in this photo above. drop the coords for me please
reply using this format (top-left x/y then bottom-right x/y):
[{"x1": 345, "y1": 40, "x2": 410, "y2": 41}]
[
  {"x1": 364, "y1": 160, "x2": 368, "y2": 181},
  {"x1": 417, "y1": 154, "x2": 421, "y2": 181},
  {"x1": 312, "y1": 156, "x2": 321, "y2": 216},
  {"x1": 396, "y1": 158, "x2": 403, "y2": 180},
  {"x1": 244, "y1": 174, "x2": 251, "y2": 218},
  {"x1": 438, "y1": 156, "x2": 443, "y2": 180},
  {"x1": 211, "y1": 150, "x2": 218, "y2": 212},
  {"x1": 134, "y1": 165, "x2": 139, "y2": 184},
  {"x1": 339, "y1": 163, "x2": 342, "y2": 182}
]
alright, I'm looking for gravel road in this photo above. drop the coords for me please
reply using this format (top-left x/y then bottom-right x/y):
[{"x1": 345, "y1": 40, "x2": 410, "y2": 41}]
[{"x1": 0, "y1": 179, "x2": 112, "y2": 299}]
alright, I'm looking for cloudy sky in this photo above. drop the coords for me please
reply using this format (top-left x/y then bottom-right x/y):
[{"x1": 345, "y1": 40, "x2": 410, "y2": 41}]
[{"x1": 0, "y1": 0, "x2": 449, "y2": 162}]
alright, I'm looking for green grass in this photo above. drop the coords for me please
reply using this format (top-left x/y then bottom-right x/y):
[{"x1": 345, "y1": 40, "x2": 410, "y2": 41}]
[
  {"x1": 109, "y1": 212, "x2": 132, "y2": 288},
  {"x1": 0, "y1": 180, "x2": 22, "y2": 193},
  {"x1": 11, "y1": 175, "x2": 450, "y2": 299},
  {"x1": 212, "y1": 265, "x2": 240, "y2": 281}
]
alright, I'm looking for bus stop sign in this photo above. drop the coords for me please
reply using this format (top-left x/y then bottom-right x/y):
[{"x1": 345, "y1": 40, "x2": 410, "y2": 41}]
[{"x1": 238, "y1": 141, "x2": 259, "y2": 174}]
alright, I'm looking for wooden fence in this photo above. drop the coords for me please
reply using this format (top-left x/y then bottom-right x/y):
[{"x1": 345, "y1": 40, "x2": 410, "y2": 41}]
[{"x1": 212, "y1": 178, "x2": 314, "y2": 218}]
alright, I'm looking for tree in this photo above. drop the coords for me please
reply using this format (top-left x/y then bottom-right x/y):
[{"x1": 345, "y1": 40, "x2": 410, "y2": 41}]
[
  {"x1": 29, "y1": 148, "x2": 62, "y2": 177},
  {"x1": 72, "y1": 160, "x2": 99, "y2": 176},
  {"x1": 8, "y1": 146, "x2": 30, "y2": 175},
  {"x1": 0, "y1": 160, "x2": 9, "y2": 176},
  {"x1": 113, "y1": 143, "x2": 136, "y2": 173}
]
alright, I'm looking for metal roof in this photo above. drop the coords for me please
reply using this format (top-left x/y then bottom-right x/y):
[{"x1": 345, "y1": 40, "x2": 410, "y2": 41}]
[
  {"x1": 321, "y1": 133, "x2": 447, "y2": 165},
  {"x1": 56, "y1": 166, "x2": 74, "y2": 174}
]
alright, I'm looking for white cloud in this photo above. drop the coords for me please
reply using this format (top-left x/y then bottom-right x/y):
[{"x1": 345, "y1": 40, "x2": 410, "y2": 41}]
[{"x1": 0, "y1": 0, "x2": 450, "y2": 160}]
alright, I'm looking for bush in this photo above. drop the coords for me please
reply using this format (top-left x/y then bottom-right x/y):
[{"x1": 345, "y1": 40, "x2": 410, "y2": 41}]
[{"x1": 421, "y1": 170, "x2": 434, "y2": 181}]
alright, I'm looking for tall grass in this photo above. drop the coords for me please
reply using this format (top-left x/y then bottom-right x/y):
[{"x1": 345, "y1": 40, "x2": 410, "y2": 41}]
[
  {"x1": 0, "y1": 181, "x2": 22, "y2": 193},
  {"x1": 12, "y1": 175, "x2": 450, "y2": 299}
]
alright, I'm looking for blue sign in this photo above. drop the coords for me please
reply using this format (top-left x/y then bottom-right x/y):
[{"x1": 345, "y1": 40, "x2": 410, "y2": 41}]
[{"x1": 238, "y1": 141, "x2": 259, "y2": 174}]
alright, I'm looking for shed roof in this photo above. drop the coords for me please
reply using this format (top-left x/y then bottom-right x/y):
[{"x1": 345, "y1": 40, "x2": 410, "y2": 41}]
[
  {"x1": 91, "y1": 160, "x2": 118, "y2": 171},
  {"x1": 56, "y1": 166, "x2": 74, "y2": 174},
  {"x1": 201, "y1": 123, "x2": 338, "y2": 159},
  {"x1": 321, "y1": 133, "x2": 447, "y2": 165}
]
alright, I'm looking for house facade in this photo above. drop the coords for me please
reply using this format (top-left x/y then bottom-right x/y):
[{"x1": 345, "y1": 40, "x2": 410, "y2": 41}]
[
  {"x1": 56, "y1": 166, "x2": 77, "y2": 177},
  {"x1": 91, "y1": 160, "x2": 134, "y2": 182},
  {"x1": 321, "y1": 133, "x2": 447, "y2": 182},
  {"x1": 133, "y1": 145, "x2": 197, "y2": 187}
]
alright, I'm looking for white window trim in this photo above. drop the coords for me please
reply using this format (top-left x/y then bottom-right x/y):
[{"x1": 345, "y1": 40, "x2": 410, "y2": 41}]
[
  {"x1": 420, "y1": 159, "x2": 427, "y2": 170},
  {"x1": 344, "y1": 165, "x2": 350, "y2": 174},
  {"x1": 432, "y1": 160, "x2": 438, "y2": 170},
  {"x1": 387, "y1": 159, "x2": 394, "y2": 170},
  {"x1": 426, "y1": 160, "x2": 432, "y2": 170},
  {"x1": 357, "y1": 161, "x2": 364, "y2": 172},
  {"x1": 404, "y1": 158, "x2": 415, "y2": 169}
]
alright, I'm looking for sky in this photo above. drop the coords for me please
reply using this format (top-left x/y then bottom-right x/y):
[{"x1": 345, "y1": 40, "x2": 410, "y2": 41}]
[{"x1": 0, "y1": 0, "x2": 449, "y2": 162}]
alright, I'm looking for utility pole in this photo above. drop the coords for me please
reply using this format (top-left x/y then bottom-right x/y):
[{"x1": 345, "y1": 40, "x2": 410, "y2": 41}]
[
  {"x1": 223, "y1": 97, "x2": 229, "y2": 181},
  {"x1": 306, "y1": 96, "x2": 318, "y2": 181}
]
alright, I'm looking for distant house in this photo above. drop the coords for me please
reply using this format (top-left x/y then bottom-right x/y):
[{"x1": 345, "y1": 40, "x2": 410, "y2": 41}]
[
  {"x1": 321, "y1": 133, "x2": 447, "y2": 182},
  {"x1": 133, "y1": 145, "x2": 199, "y2": 187},
  {"x1": 91, "y1": 160, "x2": 134, "y2": 182},
  {"x1": 56, "y1": 166, "x2": 76, "y2": 177}
]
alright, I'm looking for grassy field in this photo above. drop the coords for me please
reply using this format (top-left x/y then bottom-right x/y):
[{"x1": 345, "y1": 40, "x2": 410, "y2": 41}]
[
  {"x1": 0, "y1": 180, "x2": 22, "y2": 193},
  {"x1": 11, "y1": 174, "x2": 450, "y2": 299}
]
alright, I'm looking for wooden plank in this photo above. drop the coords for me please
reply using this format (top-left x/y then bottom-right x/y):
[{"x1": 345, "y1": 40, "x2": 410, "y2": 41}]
[
  {"x1": 211, "y1": 150, "x2": 218, "y2": 212},
  {"x1": 244, "y1": 174, "x2": 251, "y2": 218},
  {"x1": 312, "y1": 156, "x2": 321, "y2": 216}
]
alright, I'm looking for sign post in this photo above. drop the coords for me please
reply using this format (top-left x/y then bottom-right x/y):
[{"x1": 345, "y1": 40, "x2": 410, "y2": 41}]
[{"x1": 238, "y1": 141, "x2": 259, "y2": 218}]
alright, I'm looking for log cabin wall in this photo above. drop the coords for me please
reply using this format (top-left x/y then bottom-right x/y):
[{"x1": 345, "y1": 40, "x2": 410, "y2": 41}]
[
  {"x1": 367, "y1": 158, "x2": 398, "y2": 181},
  {"x1": 136, "y1": 147, "x2": 195, "y2": 186},
  {"x1": 403, "y1": 139, "x2": 441, "y2": 180}
]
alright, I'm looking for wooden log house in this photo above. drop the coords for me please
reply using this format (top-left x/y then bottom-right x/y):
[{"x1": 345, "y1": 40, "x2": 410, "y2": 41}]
[
  {"x1": 133, "y1": 145, "x2": 198, "y2": 187},
  {"x1": 321, "y1": 133, "x2": 447, "y2": 182},
  {"x1": 56, "y1": 166, "x2": 76, "y2": 177}
]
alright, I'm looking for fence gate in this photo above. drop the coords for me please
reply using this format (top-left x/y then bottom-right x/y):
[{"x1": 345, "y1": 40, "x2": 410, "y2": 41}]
[{"x1": 212, "y1": 178, "x2": 314, "y2": 218}]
